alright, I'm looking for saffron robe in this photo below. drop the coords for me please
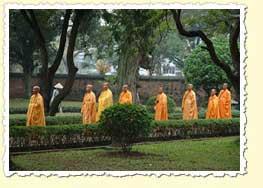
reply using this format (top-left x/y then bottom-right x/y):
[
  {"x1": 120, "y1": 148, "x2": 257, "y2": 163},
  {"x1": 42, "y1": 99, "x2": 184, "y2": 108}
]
[
  {"x1": 81, "y1": 91, "x2": 96, "y2": 124},
  {"x1": 182, "y1": 90, "x2": 198, "y2": 120},
  {"x1": 206, "y1": 95, "x2": 220, "y2": 119},
  {"x1": 154, "y1": 92, "x2": 168, "y2": 121},
  {"x1": 119, "y1": 90, "x2": 132, "y2": 104},
  {"x1": 26, "y1": 93, "x2": 46, "y2": 126},
  {"x1": 218, "y1": 89, "x2": 232, "y2": 118},
  {"x1": 96, "y1": 89, "x2": 113, "y2": 121}
]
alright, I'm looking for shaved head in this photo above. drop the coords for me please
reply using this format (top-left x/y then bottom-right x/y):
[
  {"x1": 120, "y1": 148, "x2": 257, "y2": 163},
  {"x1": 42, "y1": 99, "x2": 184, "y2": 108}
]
[
  {"x1": 32, "y1": 85, "x2": 40, "y2": 95},
  {"x1": 187, "y1": 84, "x2": 193, "y2": 90},
  {"x1": 122, "y1": 84, "x2": 128, "y2": 92},
  {"x1": 223, "y1": 83, "x2": 228, "y2": 90},
  {"x1": 211, "y1": 89, "x2": 216, "y2": 96},
  {"x1": 86, "y1": 84, "x2": 93, "y2": 92},
  {"x1": 102, "y1": 82, "x2": 109, "y2": 90},
  {"x1": 158, "y1": 86, "x2": 163, "y2": 94}
]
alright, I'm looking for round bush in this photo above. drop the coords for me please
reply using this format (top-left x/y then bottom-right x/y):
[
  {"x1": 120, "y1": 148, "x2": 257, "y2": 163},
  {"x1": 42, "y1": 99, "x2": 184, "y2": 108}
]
[
  {"x1": 99, "y1": 104, "x2": 152, "y2": 153},
  {"x1": 145, "y1": 95, "x2": 176, "y2": 114}
]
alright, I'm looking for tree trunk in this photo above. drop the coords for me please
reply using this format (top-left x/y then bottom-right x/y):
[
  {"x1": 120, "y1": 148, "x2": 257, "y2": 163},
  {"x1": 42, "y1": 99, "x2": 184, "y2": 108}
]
[
  {"x1": 21, "y1": 9, "x2": 72, "y2": 113},
  {"x1": 117, "y1": 48, "x2": 141, "y2": 104},
  {"x1": 49, "y1": 10, "x2": 84, "y2": 116},
  {"x1": 23, "y1": 69, "x2": 32, "y2": 98}
]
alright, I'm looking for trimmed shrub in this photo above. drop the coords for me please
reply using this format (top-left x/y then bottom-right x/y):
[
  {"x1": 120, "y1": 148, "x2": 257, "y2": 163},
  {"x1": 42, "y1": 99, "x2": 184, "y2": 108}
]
[
  {"x1": 9, "y1": 118, "x2": 240, "y2": 151},
  {"x1": 9, "y1": 115, "x2": 82, "y2": 126},
  {"x1": 10, "y1": 106, "x2": 81, "y2": 114},
  {"x1": 99, "y1": 104, "x2": 152, "y2": 153},
  {"x1": 145, "y1": 95, "x2": 176, "y2": 114}
]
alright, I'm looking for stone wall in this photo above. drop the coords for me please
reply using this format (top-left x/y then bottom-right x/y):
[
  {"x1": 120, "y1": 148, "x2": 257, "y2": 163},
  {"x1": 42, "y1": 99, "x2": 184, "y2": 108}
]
[{"x1": 10, "y1": 73, "x2": 207, "y2": 105}]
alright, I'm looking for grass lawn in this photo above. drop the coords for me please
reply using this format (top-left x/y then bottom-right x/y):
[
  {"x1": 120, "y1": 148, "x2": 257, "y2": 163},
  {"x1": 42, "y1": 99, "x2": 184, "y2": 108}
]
[{"x1": 11, "y1": 136, "x2": 240, "y2": 171}]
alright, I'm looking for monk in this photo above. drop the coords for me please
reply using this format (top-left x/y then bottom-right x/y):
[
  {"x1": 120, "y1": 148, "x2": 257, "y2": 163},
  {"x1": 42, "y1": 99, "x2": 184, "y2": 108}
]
[
  {"x1": 81, "y1": 84, "x2": 96, "y2": 125},
  {"x1": 26, "y1": 86, "x2": 46, "y2": 126},
  {"x1": 119, "y1": 84, "x2": 132, "y2": 104},
  {"x1": 182, "y1": 84, "x2": 198, "y2": 120},
  {"x1": 96, "y1": 82, "x2": 113, "y2": 121},
  {"x1": 154, "y1": 86, "x2": 168, "y2": 121},
  {"x1": 218, "y1": 83, "x2": 232, "y2": 118},
  {"x1": 206, "y1": 89, "x2": 220, "y2": 119}
]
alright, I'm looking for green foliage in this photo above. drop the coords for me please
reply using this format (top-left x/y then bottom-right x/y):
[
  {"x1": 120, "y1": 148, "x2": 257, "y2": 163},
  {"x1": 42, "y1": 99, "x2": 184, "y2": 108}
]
[
  {"x1": 99, "y1": 104, "x2": 152, "y2": 152},
  {"x1": 10, "y1": 118, "x2": 240, "y2": 138},
  {"x1": 10, "y1": 117, "x2": 240, "y2": 153},
  {"x1": 184, "y1": 35, "x2": 231, "y2": 95},
  {"x1": 9, "y1": 106, "x2": 81, "y2": 114},
  {"x1": 9, "y1": 110, "x2": 240, "y2": 127},
  {"x1": 9, "y1": 115, "x2": 82, "y2": 126},
  {"x1": 145, "y1": 95, "x2": 176, "y2": 114},
  {"x1": 151, "y1": 118, "x2": 239, "y2": 128}
]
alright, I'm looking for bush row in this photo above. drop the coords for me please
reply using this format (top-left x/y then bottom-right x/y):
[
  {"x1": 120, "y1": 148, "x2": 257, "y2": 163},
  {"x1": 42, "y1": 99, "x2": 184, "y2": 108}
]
[
  {"x1": 9, "y1": 111, "x2": 240, "y2": 127},
  {"x1": 10, "y1": 106, "x2": 80, "y2": 114},
  {"x1": 9, "y1": 118, "x2": 240, "y2": 151},
  {"x1": 10, "y1": 115, "x2": 82, "y2": 127}
]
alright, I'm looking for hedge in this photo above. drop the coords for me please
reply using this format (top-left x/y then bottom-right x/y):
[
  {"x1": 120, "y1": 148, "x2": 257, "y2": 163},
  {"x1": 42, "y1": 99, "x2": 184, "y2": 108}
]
[
  {"x1": 10, "y1": 115, "x2": 82, "y2": 127},
  {"x1": 9, "y1": 110, "x2": 240, "y2": 127},
  {"x1": 9, "y1": 118, "x2": 240, "y2": 152},
  {"x1": 10, "y1": 106, "x2": 80, "y2": 114}
]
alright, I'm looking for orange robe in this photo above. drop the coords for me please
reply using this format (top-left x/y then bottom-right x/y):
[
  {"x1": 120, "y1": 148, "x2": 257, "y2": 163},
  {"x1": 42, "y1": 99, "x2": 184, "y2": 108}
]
[
  {"x1": 218, "y1": 89, "x2": 232, "y2": 118},
  {"x1": 182, "y1": 90, "x2": 198, "y2": 120},
  {"x1": 119, "y1": 90, "x2": 132, "y2": 104},
  {"x1": 96, "y1": 89, "x2": 113, "y2": 121},
  {"x1": 206, "y1": 95, "x2": 220, "y2": 119},
  {"x1": 81, "y1": 91, "x2": 96, "y2": 124},
  {"x1": 154, "y1": 92, "x2": 168, "y2": 121},
  {"x1": 26, "y1": 93, "x2": 46, "y2": 126}
]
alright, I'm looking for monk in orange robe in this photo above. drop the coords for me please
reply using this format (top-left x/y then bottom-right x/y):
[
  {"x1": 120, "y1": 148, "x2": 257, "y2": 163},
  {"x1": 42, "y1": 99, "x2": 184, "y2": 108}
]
[
  {"x1": 26, "y1": 86, "x2": 46, "y2": 126},
  {"x1": 182, "y1": 84, "x2": 198, "y2": 120},
  {"x1": 206, "y1": 89, "x2": 220, "y2": 119},
  {"x1": 81, "y1": 84, "x2": 96, "y2": 125},
  {"x1": 154, "y1": 86, "x2": 168, "y2": 121},
  {"x1": 119, "y1": 84, "x2": 132, "y2": 104},
  {"x1": 96, "y1": 82, "x2": 113, "y2": 121},
  {"x1": 218, "y1": 83, "x2": 232, "y2": 118}
]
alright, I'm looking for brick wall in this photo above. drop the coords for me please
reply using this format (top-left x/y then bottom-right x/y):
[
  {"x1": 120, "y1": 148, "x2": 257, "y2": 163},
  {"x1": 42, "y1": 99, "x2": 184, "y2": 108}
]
[{"x1": 10, "y1": 73, "x2": 207, "y2": 105}]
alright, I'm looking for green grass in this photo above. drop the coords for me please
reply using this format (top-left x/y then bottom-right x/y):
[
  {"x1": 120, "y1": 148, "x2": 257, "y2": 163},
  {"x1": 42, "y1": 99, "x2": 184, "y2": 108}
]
[
  {"x1": 11, "y1": 136, "x2": 240, "y2": 171},
  {"x1": 10, "y1": 98, "x2": 82, "y2": 109}
]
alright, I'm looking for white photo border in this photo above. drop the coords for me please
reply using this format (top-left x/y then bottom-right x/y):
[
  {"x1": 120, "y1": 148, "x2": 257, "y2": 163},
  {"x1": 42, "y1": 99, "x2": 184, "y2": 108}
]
[{"x1": 3, "y1": 3, "x2": 247, "y2": 177}]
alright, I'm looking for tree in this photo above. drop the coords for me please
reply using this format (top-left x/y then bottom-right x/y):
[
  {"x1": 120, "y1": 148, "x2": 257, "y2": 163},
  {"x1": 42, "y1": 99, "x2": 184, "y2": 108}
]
[
  {"x1": 21, "y1": 9, "x2": 72, "y2": 113},
  {"x1": 104, "y1": 10, "x2": 167, "y2": 102},
  {"x1": 171, "y1": 9, "x2": 240, "y2": 99},
  {"x1": 9, "y1": 10, "x2": 37, "y2": 98},
  {"x1": 184, "y1": 35, "x2": 231, "y2": 96}
]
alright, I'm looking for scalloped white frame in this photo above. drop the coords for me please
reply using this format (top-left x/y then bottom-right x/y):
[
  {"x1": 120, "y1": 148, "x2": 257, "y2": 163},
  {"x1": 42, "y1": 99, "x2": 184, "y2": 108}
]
[{"x1": 3, "y1": 3, "x2": 247, "y2": 177}]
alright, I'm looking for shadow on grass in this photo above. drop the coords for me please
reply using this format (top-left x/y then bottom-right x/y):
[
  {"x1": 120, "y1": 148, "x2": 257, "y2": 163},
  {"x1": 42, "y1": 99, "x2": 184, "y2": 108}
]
[{"x1": 99, "y1": 150, "x2": 161, "y2": 158}]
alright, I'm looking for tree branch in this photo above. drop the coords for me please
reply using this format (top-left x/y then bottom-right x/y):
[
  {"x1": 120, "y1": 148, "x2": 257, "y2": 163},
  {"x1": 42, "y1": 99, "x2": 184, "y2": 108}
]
[
  {"x1": 229, "y1": 19, "x2": 240, "y2": 75},
  {"x1": 21, "y1": 10, "x2": 48, "y2": 73},
  {"x1": 48, "y1": 9, "x2": 72, "y2": 74},
  {"x1": 170, "y1": 9, "x2": 237, "y2": 85}
]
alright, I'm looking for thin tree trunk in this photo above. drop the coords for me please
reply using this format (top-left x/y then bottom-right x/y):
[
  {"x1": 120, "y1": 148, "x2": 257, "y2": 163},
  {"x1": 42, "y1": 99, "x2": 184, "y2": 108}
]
[
  {"x1": 21, "y1": 9, "x2": 72, "y2": 112},
  {"x1": 117, "y1": 47, "x2": 141, "y2": 104},
  {"x1": 23, "y1": 69, "x2": 32, "y2": 98},
  {"x1": 49, "y1": 10, "x2": 84, "y2": 116}
]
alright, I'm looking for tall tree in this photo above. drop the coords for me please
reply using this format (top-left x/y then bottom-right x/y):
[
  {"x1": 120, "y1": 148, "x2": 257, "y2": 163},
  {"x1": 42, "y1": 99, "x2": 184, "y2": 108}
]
[
  {"x1": 104, "y1": 10, "x2": 166, "y2": 102},
  {"x1": 171, "y1": 9, "x2": 240, "y2": 99},
  {"x1": 9, "y1": 10, "x2": 37, "y2": 98},
  {"x1": 21, "y1": 9, "x2": 72, "y2": 113},
  {"x1": 184, "y1": 35, "x2": 231, "y2": 96},
  {"x1": 49, "y1": 10, "x2": 87, "y2": 116}
]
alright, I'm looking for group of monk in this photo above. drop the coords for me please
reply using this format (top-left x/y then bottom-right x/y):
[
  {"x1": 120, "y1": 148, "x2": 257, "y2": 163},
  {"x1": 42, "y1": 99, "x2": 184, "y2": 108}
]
[{"x1": 25, "y1": 82, "x2": 232, "y2": 127}]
